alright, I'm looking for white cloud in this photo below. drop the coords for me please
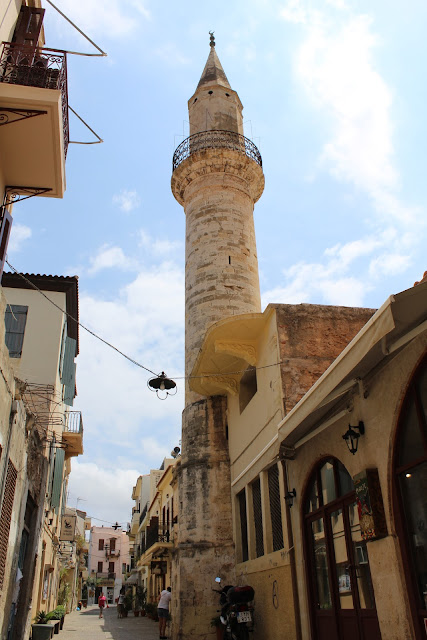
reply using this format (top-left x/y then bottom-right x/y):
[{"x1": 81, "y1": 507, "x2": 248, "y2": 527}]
[
  {"x1": 280, "y1": 0, "x2": 307, "y2": 24},
  {"x1": 67, "y1": 461, "x2": 142, "y2": 527},
  {"x1": 113, "y1": 190, "x2": 141, "y2": 213},
  {"x1": 138, "y1": 230, "x2": 181, "y2": 256},
  {"x1": 282, "y1": 7, "x2": 420, "y2": 224},
  {"x1": 87, "y1": 244, "x2": 138, "y2": 274},
  {"x1": 7, "y1": 223, "x2": 31, "y2": 253},
  {"x1": 262, "y1": 228, "x2": 409, "y2": 307}
]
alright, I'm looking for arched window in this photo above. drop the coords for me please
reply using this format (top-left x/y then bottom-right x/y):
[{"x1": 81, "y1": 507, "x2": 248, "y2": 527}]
[
  {"x1": 304, "y1": 458, "x2": 380, "y2": 640},
  {"x1": 393, "y1": 355, "x2": 427, "y2": 639}
]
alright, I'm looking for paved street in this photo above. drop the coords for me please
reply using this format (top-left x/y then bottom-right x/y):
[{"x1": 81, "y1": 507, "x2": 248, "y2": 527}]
[{"x1": 58, "y1": 605, "x2": 166, "y2": 640}]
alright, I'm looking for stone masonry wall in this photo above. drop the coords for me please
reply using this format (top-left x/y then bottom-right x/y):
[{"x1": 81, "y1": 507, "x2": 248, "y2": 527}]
[
  {"x1": 274, "y1": 303, "x2": 376, "y2": 415},
  {"x1": 173, "y1": 396, "x2": 235, "y2": 639}
]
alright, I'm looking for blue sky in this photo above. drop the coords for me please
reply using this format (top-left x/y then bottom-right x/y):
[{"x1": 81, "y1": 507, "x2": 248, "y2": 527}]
[{"x1": 5, "y1": 0, "x2": 427, "y2": 527}]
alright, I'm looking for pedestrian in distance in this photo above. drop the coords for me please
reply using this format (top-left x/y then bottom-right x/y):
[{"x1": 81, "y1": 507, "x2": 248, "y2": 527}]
[
  {"x1": 117, "y1": 589, "x2": 125, "y2": 618},
  {"x1": 158, "y1": 586, "x2": 171, "y2": 639},
  {"x1": 98, "y1": 592, "x2": 107, "y2": 618}
]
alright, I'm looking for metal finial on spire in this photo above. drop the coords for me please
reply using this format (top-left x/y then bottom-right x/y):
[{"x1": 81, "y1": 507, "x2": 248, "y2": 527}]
[{"x1": 209, "y1": 31, "x2": 215, "y2": 47}]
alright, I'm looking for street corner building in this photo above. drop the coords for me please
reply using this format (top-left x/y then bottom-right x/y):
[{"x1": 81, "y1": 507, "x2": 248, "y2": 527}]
[{"x1": 169, "y1": 37, "x2": 427, "y2": 640}]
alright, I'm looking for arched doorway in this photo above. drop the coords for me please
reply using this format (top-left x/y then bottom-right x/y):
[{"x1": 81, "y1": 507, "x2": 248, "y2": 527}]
[
  {"x1": 304, "y1": 457, "x2": 381, "y2": 640},
  {"x1": 393, "y1": 355, "x2": 427, "y2": 639}
]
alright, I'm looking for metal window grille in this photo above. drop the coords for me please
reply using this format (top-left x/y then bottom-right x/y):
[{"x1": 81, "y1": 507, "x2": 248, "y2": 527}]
[
  {"x1": 268, "y1": 464, "x2": 284, "y2": 551},
  {"x1": 237, "y1": 489, "x2": 249, "y2": 562},
  {"x1": 4, "y1": 305, "x2": 28, "y2": 358},
  {"x1": 252, "y1": 478, "x2": 264, "y2": 558},
  {"x1": 0, "y1": 460, "x2": 18, "y2": 588}
]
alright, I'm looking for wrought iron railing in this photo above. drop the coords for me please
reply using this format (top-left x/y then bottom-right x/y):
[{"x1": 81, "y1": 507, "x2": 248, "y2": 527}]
[
  {"x1": 0, "y1": 42, "x2": 69, "y2": 155},
  {"x1": 146, "y1": 523, "x2": 173, "y2": 549},
  {"x1": 64, "y1": 411, "x2": 83, "y2": 434},
  {"x1": 172, "y1": 130, "x2": 262, "y2": 171}
]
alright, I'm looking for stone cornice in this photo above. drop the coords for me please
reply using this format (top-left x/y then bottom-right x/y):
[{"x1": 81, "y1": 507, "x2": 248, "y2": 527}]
[{"x1": 171, "y1": 148, "x2": 265, "y2": 206}]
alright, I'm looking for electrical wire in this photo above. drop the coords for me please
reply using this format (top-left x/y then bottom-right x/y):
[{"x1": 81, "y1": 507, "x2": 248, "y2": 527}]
[
  {"x1": 5, "y1": 261, "x2": 157, "y2": 377},
  {"x1": 4, "y1": 261, "x2": 283, "y2": 381}
]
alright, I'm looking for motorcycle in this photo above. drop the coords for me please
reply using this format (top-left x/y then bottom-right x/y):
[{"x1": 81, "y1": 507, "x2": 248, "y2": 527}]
[{"x1": 213, "y1": 577, "x2": 254, "y2": 640}]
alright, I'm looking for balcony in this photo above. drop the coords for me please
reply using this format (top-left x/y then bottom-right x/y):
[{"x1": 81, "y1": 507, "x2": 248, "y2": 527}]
[
  {"x1": 105, "y1": 549, "x2": 120, "y2": 559},
  {"x1": 0, "y1": 42, "x2": 68, "y2": 198},
  {"x1": 62, "y1": 411, "x2": 83, "y2": 457},
  {"x1": 172, "y1": 130, "x2": 262, "y2": 172}
]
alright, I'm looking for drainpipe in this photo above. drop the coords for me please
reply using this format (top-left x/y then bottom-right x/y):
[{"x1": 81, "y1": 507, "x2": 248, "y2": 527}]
[{"x1": 280, "y1": 457, "x2": 302, "y2": 640}]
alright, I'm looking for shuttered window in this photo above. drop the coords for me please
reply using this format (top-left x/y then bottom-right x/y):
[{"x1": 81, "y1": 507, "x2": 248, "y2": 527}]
[
  {"x1": 50, "y1": 448, "x2": 65, "y2": 512},
  {"x1": 0, "y1": 460, "x2": 17, "y2": 588},
  {"x1": 97, "y1": 561, "x2": 103, "y2": 572},
  {"x1": 61, "y1": 336, "x2": 76, "y2": 406},
  {"x1": 4, "y1": 305, "x2": 28, "y2": 358},
  {"x1": 268, "y1": 464, "x2": 284, "y2": 551},
  {"x1": 238, "y1": 489, "x2": 249, "y2": 562},
  {"x1": 252, "y1": 478, "x2": 264, "y2": 557}
]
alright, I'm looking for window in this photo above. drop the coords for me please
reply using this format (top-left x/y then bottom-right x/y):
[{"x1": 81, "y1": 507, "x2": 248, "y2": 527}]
[
  {"x1": 109, "y1": 561, "x2": 115, "y2": 574},
  {"x1": 122, "y1": 563, "x2": 126, "y2": 574},
  {"x1": 237, "y1": 489, "x2": 249, "y2": 562},
  {"x1": 109, "y1": 537, "x2": 116, "y2": 552},
  {"x1": 97, "y1": 561, "x2": 103, "y2": 573},
  {"x1": 239, "y1": 366, "x2": 257, "y2": 413},
  {"x1": 0, "y1": 460, "x2": 17, "y2": 588},
  {"x1": 4, "y1": 305, "x2": 28, "y2": 358},
  {"x1": 268, "y1": 464, "x2": 284, "y2": 551},
  {"x1": 98, "y1": 539, "x2": 104, "y2": 551},
  {"x1": 252, "y1": 478, "x2": 264, "y2": 557}
]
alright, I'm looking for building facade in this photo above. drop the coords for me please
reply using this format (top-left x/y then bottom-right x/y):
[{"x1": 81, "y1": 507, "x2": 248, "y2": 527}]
[
  {"x1": 88, "y1": 526, "x2": 130, "y2": 604},
  {"x1": 1, "y1": 272, "x2": 83, "y2": 637}
]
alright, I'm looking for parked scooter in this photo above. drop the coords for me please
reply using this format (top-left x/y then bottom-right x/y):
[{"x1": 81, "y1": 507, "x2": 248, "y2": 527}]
[{"x1": 213, "y1": 577, "x2": 254, "y2": 640}]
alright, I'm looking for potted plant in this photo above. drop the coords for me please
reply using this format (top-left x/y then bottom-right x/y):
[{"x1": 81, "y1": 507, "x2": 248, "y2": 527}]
[
  {"x1": 49, "y1": 606, "x2": 66, "y2": 631},
  {"x1": 211, "y1": 615, "x2": 224, "y2": 640},
  {"x1": 145, "y1": 602, "x2": 158, "y2": 620},
  {"x1": 122, "y1": 591, "x2": 133, "y2": 618},
  {"x1": 32, "y1": 611, "x2": 53, "y2": 640},
  {"x1": 133, "y1": 586, "x2": 147, "y2": 617}
]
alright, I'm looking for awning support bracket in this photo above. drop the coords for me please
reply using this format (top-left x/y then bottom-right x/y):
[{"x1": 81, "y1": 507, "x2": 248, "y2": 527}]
[{"x1": 0, "y1": 108, "x2": 47, "y2": 127}]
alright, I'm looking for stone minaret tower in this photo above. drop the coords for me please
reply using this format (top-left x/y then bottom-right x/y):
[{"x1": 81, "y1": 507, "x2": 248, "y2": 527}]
[{"x1": 171, "y1": 35, "x2": 264, "y2": 639}]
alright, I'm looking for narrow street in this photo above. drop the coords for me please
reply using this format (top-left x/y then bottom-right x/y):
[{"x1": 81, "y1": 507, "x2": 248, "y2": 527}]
[{"x1": 58, "y1": 605, "x2": 165, "y2": 640}]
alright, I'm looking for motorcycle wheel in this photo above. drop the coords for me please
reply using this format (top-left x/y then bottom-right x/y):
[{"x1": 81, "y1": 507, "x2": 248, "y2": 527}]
[{"x1": 237, "y1": 625, "x2": 249, "y2": 640}]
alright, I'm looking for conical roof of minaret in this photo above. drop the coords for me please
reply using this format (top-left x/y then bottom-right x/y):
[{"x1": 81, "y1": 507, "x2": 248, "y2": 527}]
[{"x1": 196, "y1": 44, "x2": 231, "y2": 90}]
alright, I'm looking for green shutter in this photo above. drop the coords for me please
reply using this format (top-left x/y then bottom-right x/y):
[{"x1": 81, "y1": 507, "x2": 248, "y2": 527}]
[
  {"x1": 61, "y1": 336, "x2": 76, "y2": 406},
  {"x1": 51, "y1": 448, "x2": 65, "y2": 512}
]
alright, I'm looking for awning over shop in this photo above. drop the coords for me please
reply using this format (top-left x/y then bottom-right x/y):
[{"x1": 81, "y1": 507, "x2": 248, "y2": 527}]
[{"x1": 125, "y1": 573, "x2": 139, "y2": 585}]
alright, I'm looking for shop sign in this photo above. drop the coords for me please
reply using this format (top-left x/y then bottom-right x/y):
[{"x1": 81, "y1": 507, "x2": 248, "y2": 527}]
[
  {"x1": 353, "y1": 468, "x2": 387, "y2": 541},
  {"x1": 60, "y1": 515, "x2": 77, "y2": 541},
  {"x1": 98, "y1": 579, "x2": 115, "y2": 587}
]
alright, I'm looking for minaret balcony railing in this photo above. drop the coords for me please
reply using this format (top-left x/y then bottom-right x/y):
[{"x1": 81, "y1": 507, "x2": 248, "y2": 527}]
[{"x1": 172, "y1": 130, "x2": 262, "y2": 172}]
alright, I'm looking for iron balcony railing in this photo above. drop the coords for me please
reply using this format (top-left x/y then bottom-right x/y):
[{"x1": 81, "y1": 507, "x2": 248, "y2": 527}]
[
  {"x1": 146, "y1": 522, "x2": 173, "y2": 550},
  {"x1": 172, "y1": 130, "x2": 262, "y2": 172},
  {"x1": 0, "y1": 42, "x2": 69, "y2": 155},
  {"x1": 64, "y1": 411, "x2": 83, "y2": 434}
]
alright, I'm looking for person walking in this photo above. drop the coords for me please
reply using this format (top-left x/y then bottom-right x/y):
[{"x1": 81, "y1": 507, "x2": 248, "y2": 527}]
[
  {"x1": 98, "y1": 592, "x2": 107, "y2": 618},
  {"x1": 157, "y1": 586, "x2": 171, "y2": 639},
  {"x1": 117, "y1": 590, "x2": 125, "y2": 618}
]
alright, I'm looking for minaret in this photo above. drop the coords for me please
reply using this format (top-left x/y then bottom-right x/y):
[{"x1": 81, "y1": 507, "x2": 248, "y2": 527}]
[{"x1": 171, "y1": 35, "x2": 264, "y2": 639}]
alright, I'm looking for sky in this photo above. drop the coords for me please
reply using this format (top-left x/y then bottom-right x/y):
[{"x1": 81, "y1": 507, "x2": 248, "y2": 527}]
[{"x1": 5, "y1": 0, "x2": 427, "y2": 528}]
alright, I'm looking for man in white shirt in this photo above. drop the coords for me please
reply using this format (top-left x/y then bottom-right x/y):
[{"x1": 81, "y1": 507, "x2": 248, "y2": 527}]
[{"x1": 157, "y1": 586, "x2": 172, "y2": 639}]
